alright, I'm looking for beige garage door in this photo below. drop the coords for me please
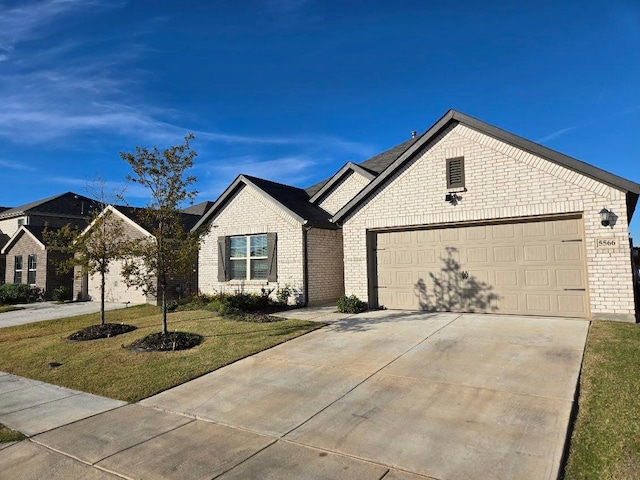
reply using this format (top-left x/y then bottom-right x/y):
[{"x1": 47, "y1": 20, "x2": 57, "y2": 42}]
[
  {"x1": 374, "y1": 217, "x2": 588, "y2": 317},
  {"x1": 87, "y1": 259, "x2": 148, "y2": 305}
]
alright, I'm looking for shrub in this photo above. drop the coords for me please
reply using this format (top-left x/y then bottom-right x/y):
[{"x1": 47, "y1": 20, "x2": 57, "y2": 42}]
[
  {"x1": 276, "y1": 284, "x2": 294, "y2": 305},
  {"x1": 52, "y1": 285, "x2": 72, "y2": 302},
  {"x1": 0, "y1": 283, "x2": 30, "y2": 305},
  {"x1": 166, "y1": 300, "x2": 179, "y2": 312},
  {"x1": 337, "y1": 294, "x2": 367, "y2": 314}
]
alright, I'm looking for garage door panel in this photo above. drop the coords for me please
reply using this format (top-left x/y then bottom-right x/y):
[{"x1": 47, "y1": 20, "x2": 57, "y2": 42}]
[
  {"x1": 556, "y1": 270, "x2": 584, "y2": 288},
  {"x1": 494, "y1": 246, "x2": 516, "y2": 262},
  {"x1": 554, "y1": 244, "x2": 582, "y2": 261},
  {"x1": 558, "y1": 295, "x2": 587, "y2": 314},
  {"x1": 374, "y1": 217, "x2": 588, "y2": 318},
  {"x1": 523, "y1": 245, "x2": 548, "y2": 262}
]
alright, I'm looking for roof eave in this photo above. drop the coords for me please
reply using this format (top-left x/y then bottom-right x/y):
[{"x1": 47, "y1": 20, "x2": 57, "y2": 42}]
[
  {"x1": 191, "y1": 175, "x2": 308, "y2": 232},
  {"x1": 333, "y1": 109, "x2": 640, "y2": 223}
]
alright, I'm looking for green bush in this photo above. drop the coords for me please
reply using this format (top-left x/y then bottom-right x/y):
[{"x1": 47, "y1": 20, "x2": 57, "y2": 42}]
[
  {"x1": 52, "y1": 285, "x2": 72, "y2": 302},
  {"x1": 276, "y1": 284, "x2": 294, "y2": 304},
  {"x1": 337, "y1": 294, "x2": 367, "y2": 314},
  {"x1": 0, "y1": 283, "x2": 30, "y2": 305},
  {"x1": 166, "y1": 300, "x2": 179, "y2": 312}
]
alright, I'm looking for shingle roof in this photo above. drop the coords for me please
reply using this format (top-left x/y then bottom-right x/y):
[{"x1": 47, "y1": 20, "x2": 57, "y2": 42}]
[
  {"x1": 0, "y1": 192, "x2": 97, "y2": 220},
  {"x1": 181, "y1": 201, "x2": 215, "y2": 217},
  {"x1": 304, "y1": 137, "x2": 419, "y2": 197},
  {"x1": 243, "y1": 175, "x2": 335, "y2": 229},
  {"x1": 0, "y1": 207, "x2": 10, "y2": 214},
  {"x1": 112, "y1": 205, "x2": 202, "y2": 233}
]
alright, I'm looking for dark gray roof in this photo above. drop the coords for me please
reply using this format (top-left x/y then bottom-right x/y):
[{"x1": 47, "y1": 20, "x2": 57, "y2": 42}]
[
  {"x1": 243, "y1": 175, "x2": 336, "y2": 229},
  {"x1": 333, "y1": 109, "x2": 640, "y2": 223},
  {"x1": 358, "y1": 137, "x2": 420, "y2": 174},
  {"x1": 112, "y1": 205, "x2": 201, "y2": 233},
  {"x1": 0, "y1": 207, "x2": 10, "y2": 214},
  {"x1": 194, "y1": 174, "x2": 336, "y2": 231},
  {"x1": 0, "y1": 192, "x2": 97, "y2": 220},
  {"x1": 304, "y1": 137, "x2": 420, "y2": 197},
  {"x1": 181, "y1": 201, "x2": 215, "y2": 217}
]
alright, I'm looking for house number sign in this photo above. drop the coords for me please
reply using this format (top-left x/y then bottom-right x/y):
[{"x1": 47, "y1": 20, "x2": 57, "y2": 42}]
[{"x1": 596, "y1": 238, "x2": 619, "y2": 249}]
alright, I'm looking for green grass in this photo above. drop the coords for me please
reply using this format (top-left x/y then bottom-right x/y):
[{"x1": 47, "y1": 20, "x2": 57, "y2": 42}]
[
  {"x1": 0, "y1": 305, "x2": 322, "y2": 403},
  {"x1": 0, "y1": 423, "x2": 26, "y2": 443},
  {"x1": 563, "y1": 321, "x2": 640, "y2": 480},
  {"x1": 0, "y1": 305, "x2": 24, "y2": 314}
]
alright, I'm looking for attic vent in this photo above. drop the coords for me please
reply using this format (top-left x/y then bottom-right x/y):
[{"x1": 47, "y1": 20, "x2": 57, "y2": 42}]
[{"x1": 446, "y1": 157, "x2": 465, "y2": 189}]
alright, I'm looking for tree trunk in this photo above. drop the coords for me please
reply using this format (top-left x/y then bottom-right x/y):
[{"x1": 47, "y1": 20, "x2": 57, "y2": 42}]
[
  {"x1": 161, "y1": 282, "x2": 168, "y2": 335},
  {"x1": 100, "y1": 270, "x2": 106, "y2": 326}
]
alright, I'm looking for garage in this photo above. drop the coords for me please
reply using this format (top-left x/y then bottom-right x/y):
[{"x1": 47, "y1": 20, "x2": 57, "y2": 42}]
[
  {"x1": 87, "y1": 259, "x2": 148, "y2": 305},
  {"x1": 373, "y1": 216, "x2": 588, "y2": 317}
]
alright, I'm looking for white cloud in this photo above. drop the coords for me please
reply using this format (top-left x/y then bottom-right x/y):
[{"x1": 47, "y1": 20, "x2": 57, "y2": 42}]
[
  {"x1": 0, "y1": 159, "x2": 37, "y2": 171},
  {"x1": 536, "y1": 126, "x2": 577, "y2": 144}
]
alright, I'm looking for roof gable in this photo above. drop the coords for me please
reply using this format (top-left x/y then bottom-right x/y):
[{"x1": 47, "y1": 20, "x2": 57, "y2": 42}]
[
  {"x1": 193, "y1": 174, "x2": 336, "y2": 232},
  {"x1": 309, "y1": 162, "x2": 375, "y2": 204},
  {"x1": 332, "y1": 109, "x2": 640, "y2": 223},
  {"x1": 0, "y1": 225, "x2": 54, "y2": 254}
]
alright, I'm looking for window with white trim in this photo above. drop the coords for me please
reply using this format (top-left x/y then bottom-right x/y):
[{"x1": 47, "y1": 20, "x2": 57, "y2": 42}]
[
  {"x1": 218, "y1": 233, "x2": 277, "y2": 282},
  {"x1": 230, "y1": 234, "x2": 268, "y2": 280},
  {"x1": 14, "y1": 256, "x2": 23, "y2": 284},
  {"x1": 28, "y1": 254, "x2": 37, "y2": 284}
]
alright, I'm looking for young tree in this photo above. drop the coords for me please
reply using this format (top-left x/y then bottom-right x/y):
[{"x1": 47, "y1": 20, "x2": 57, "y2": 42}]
[
  {"x1": 119, "y1": 133, "x2": 203, "y2": 335},
  {"x1": 44, "y1": 180, "x2": 128, "y2": 326}
]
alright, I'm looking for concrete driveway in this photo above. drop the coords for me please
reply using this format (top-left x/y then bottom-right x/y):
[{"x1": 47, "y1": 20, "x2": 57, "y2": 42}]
[
  {"x1": 0, "y1": 311, "x2": 589, "y2": 479},
  {"x1": 0, "y1": 301, "x2": 130, "y2": 328}
]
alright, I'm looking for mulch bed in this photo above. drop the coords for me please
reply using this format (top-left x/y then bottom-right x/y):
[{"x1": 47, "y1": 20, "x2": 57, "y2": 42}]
[
  {"x1": 67, "y1": 323, "x2": 137, "y2": 341},
  {"x1": 127, "y1": 332, "x2": 203, "y2": 352}
]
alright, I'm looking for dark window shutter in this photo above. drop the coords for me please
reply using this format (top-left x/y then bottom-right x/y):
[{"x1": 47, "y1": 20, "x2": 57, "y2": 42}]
[
  {"x1": 217, "y1": 236, "x2": 230, "y2": 282},
  {"x1": 447, "y1": 157, "x2": 465, "y2": 189},
  {"x1": 267, "y1": 232, "x2": 277, "y2": 282}
]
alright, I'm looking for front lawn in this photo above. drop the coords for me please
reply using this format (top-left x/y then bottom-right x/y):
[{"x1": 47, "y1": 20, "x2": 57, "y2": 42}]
[
  {"x1": 563, "y1": 320, "x2": 640, "y2": 479},
  {"x1": 0, "y1": 305, "x2": 321, "y2": 403},
  {"x1": 0, "y1": 423, "x2": 26, "y2": 443}
]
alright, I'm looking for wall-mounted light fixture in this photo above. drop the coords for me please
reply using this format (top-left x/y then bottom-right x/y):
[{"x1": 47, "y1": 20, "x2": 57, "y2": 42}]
[{"x1": 599, "y1": 208, "x2": 611, "y2": 227}]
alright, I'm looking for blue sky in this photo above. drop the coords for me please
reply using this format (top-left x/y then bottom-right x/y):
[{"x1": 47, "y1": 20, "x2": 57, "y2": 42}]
[{"x1": 0, "y1": 1, "x2": 638, "y2": 236}]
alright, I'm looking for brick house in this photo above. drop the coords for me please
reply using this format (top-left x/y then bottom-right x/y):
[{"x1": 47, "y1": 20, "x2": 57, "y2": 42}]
[
  {"x1": 197, "y1": 110, "x2": 639, "y2": 321},
  {"x1": 74, "y1": 204, "x2": 202, "y2": 305},
  {"x1": 0, "y1": 225, "x2": 73, "y2": 299},
  {"x1": 0, "y1": 192, "x2": 95, "y2": 296},
  {"x1": 193, "y1": 175, "x2": 344, "y2": 306}
]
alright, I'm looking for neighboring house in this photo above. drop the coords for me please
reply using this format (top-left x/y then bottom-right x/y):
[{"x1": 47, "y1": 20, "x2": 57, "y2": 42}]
[
  {"x1": 0, "y1": 192, "x2": 95, "y2": 288},
  {"x1": 197, "y1": 110, "x2": 640, "y2": 322},
  {"x1": 74, "y1": 204, "x2": 203, "y2": 305},
  {"x1": 0, "y1": 226, "x2": 73, "y2": 298}
]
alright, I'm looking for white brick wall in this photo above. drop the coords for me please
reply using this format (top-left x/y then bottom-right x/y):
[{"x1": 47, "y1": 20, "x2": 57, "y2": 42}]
[
  {"x1": 343, "y1": 123, "x2": 636, "y2": 322},
  {"x1": 199, "y1": 185, "x2": 305, "y2": 302},
  {"x1": 318, "y1": 171, "x2": 371, "y2": 215},
  {"x1": 307, "y1": 228, "x2": 344, "y2": 305}
]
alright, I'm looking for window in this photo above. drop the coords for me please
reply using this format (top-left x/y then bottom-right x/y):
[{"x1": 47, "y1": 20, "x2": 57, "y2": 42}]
[
  {"x1": 218, "y1": 233, "x2": 277, "y2": 282},
  {"x1": 17, "y1": 218, "x2": 25, "y2": 228},
  {"x1": 27, "y1": 254, "x2": 37, "y2": 284},
  {"x1": 13, "y1": 256, "x2": 23, "y2": 284},
  {"x1": 446, "y1": 156, "x2": 465, "y2": 189}
]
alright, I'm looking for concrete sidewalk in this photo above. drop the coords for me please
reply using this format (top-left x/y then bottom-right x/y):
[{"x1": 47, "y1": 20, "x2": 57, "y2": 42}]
[
  {"x1": 0, "y1": 311, "x2": 589, "y2": 479},
  {"x1": 0, "y1": 301, "x2": 131, "y2": 328}
]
